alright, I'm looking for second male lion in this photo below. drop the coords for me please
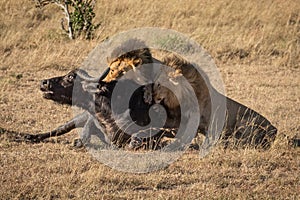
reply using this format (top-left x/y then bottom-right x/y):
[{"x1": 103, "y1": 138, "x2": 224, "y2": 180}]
[{"x1": 153, "y1": 53, "x2": 277, "y2": 148}]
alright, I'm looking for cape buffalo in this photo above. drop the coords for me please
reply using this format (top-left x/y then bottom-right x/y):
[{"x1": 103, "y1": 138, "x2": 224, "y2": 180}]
[{"x1": 26, "y1": 69, "x2": 175, "y2": 149}]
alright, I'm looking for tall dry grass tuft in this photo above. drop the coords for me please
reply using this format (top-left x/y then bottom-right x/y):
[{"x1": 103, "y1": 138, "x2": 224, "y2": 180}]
[{"x1": 1, "y1": 0, "x2": 299, "y2": 71}]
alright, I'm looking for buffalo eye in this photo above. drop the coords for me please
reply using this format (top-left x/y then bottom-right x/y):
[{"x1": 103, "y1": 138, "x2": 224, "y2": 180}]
[{"x1": 67, "y1": 74, "x2": 74, "y2": 83}]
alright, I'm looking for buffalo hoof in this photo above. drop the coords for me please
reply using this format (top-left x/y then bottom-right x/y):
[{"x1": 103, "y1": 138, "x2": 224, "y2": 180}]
[
  {"x1": 23, "y1": 134, "x2": 42, "y2": 143},
  {"x1": 73, "y1": 138, "x2": 84, "y2": 148}
]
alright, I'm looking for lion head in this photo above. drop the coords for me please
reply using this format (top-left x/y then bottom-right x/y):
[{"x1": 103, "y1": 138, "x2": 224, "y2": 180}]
[{"x1": 103, "y1": 39, "x2": 153, "y2": 82}]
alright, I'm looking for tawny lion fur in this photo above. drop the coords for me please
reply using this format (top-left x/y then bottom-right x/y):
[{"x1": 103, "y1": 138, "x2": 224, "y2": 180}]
[
  {"x1": 103, "y1": 46, "x2": 277, "y2": 148},
  {"x1": 154, "y1": 53, "x2": 277, "y2": 148}
]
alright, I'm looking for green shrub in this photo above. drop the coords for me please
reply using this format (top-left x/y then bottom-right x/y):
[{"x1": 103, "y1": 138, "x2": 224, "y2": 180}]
[{"x1": 34, "y1": 0, "x2": 100, "y2": 39}]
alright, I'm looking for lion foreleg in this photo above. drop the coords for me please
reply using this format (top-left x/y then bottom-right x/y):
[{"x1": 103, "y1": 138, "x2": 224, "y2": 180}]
[{"x1": 143, "y1": 84, "x2": 153, "y2": 104}]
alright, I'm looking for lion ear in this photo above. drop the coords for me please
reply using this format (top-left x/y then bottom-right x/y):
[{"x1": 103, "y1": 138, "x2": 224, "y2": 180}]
[
  {"x1": 168, "y1": 69, "x2": 182, "y2": 85},
  {"x1": 169, "y1": 78, "x2": 179, "y2": 85},
  {"x1": 174, "y1": 69, "x2": 183, "y2": 77},
  {"x1": 133, "y1": 58, "x2": 142, "y2": 66},
  {"x1": 127, "y1": 58, "x2": 142, "y2": 71}
]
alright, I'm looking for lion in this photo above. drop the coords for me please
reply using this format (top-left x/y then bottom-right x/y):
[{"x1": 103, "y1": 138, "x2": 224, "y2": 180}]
[
  {"x1": 153, "y1": 53, "x2": 278, "y2": 148},
  {"x1": 103, "y1": 39, "x2": 175, "y2": 82},
  {"x1": 103, "y1": 39, "x2": 157, "y2": 82},
  {"x1": 102, "y1": 40, "x2": 172, "y2": 104}
]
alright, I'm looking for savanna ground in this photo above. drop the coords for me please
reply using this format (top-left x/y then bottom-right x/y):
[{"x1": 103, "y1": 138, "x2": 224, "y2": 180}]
[{"x1": 0, "y1": 0, "x2": 299, "y2": 199}]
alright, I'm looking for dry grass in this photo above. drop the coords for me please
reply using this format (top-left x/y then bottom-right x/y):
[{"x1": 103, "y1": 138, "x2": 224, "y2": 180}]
[{"x1": 0, "y1": 0, "x2": 299, "y2": 199}]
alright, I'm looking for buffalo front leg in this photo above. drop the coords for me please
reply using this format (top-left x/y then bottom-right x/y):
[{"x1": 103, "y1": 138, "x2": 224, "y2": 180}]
[{"x1": 24, "y1": 112, "x2": 89, "y2": 143}]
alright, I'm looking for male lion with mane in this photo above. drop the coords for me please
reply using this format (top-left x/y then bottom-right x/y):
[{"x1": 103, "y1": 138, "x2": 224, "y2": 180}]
[{"x1": 153, "y1": 53, "x2": 277, "y2": 148}]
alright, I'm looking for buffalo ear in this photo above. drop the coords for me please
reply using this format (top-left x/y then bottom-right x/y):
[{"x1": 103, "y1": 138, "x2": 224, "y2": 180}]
[{"x1": 82, "y1": 81, "x2": 99, "y2": 93}]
